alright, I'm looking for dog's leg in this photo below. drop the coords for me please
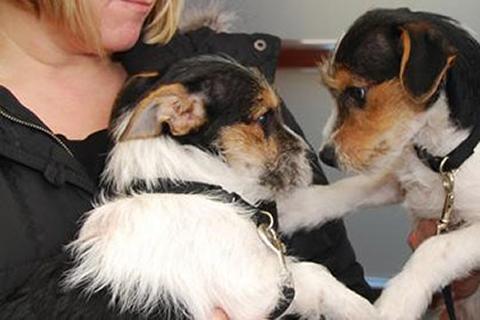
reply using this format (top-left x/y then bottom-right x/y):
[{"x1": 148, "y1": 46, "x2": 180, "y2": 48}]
[
  {"x1": 375, "y1": 222, "x2": 480, "y2": 320},
  {"x1": 287, "y1": 262, "x2": 380, "y2": 320},
  {"x1": 277, "y1": 172, "x2": 402, "y2": 234}
]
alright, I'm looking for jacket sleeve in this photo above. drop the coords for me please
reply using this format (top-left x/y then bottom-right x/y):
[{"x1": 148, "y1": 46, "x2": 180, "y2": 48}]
[{"x1": 118, "y1": 28, "x2": 376, "y2": 302}]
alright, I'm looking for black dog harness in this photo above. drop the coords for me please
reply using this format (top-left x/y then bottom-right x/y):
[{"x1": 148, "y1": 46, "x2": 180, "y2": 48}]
[
  {"x1": 414, "y1": 123, "x2": 480, "y2": 320},
  {"x1": 414, "y1": 122, "x2": 480, "y2": 173},
  {"x1": 103, "y1": 179, "x2": 295, "y2": 319}
]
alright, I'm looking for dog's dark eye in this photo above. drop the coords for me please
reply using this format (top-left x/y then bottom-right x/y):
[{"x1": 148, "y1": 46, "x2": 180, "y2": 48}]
[
  {"x1": 342, "y1": 86, "x2": 367, "y2": 108},
  {"x1": 257, "y1": 110, "x2": 273, "y2": 127}
]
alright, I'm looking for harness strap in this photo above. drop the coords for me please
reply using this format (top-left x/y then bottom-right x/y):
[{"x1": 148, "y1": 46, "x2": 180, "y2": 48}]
[
  {"x1": 103, "y1": 179, "x2": 276, "y2": 227},
  {"x1": 414, "y1": 119, "x2": 480, "y2": 172},
  {"x1": 102, "y1": 178, "x2": 295, "y2": 319},
  {"x1": 442, "y1": 286, "x2": 457, "y2": 320}
]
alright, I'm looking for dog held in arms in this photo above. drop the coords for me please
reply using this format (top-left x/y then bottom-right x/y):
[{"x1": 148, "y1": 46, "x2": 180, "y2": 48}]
[
  {"x1": 0, "y1": 56, "x2": 379, "y2": 319},
  {"x1": 278, "y1": 8, "x2": 480, "y2": 320}
]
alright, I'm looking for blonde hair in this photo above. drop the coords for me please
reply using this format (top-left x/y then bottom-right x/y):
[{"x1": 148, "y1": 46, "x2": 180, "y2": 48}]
[{"x1": 12, "y1": 0, "x2": 183, "y2": 53}]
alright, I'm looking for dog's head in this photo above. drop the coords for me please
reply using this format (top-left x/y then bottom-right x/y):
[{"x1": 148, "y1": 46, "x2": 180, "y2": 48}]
[
  {"x1": 318, "y1": 8, "x2": 463, "y2": 172},
  {"x1": 110, "y1": 55, "x2": 312, "y2": 193}
]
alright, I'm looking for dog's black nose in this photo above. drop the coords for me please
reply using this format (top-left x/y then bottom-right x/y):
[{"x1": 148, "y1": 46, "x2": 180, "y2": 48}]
[{"x1": 319, "y1": 144, "x2": 338, "y2": 168}]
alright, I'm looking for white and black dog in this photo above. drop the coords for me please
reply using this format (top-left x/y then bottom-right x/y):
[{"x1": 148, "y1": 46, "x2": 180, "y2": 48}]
[
  {"x1": 0, "y1": 56, "x2": 379, "y2": 320},
  {"x1": 278, "y1": 8, "x2": 480, "y2": 320}
]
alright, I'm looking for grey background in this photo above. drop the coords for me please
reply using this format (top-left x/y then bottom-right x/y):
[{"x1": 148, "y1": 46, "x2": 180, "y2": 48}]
[{"x1": 187, "y1": 1, "x2": 480, "y2": 280}]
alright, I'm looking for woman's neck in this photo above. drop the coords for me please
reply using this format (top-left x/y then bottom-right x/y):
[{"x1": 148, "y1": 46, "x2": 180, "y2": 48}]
[
  {"x1": 0, "y1": 2, "x2": 127, "y2": 139},
  {"x1": 0, "y1": 2, "x2": 113, "y2": 78}
]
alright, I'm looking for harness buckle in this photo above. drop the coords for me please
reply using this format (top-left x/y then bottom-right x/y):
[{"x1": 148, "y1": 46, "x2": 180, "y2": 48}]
[
  {"x1": 257, "y1": 211, "x2": 287, "y2": 269},
  {"x1": 437, "y1": 157, "x2": 457, "y2": 235},
  {"x1": 256, "y1": 210, "x2": 295, "y2": 319}
]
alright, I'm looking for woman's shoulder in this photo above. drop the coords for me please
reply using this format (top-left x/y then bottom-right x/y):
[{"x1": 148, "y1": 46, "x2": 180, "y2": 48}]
[{"x1": 0, "y1": 87, "x2": 98, "y2": 297}]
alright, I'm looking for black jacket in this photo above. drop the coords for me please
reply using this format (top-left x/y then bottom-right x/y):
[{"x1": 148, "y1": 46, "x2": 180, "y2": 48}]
[{"x1": 0, "y1": 28, "x2": 375, "y2": 317}]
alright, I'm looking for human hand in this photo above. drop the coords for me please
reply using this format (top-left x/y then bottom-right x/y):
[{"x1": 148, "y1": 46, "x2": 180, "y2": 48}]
[
  {"x1": 408, "y1": 219, "x2": 480, "y2": 318},
  {"x1": 212, "y1": 308, "x2": 229, "y2": 320},
  {"x1": 407, "y1": 219, "x2": 437, "y2": 250}
]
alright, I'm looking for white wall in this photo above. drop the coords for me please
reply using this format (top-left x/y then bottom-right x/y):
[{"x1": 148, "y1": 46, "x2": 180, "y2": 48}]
[
  {"x1": 186, "y1": 0, "x2": 480, "y2": 280},
  {"x1": 221, "y1": 0, "x2": 480, "y2": 40}
]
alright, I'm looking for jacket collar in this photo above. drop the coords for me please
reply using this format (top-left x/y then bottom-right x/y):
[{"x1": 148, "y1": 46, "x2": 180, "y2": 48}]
[
  {"x1": 0, "y1": 86, "x2": 47, "y2": 127},
  {"x1": 0, "y1": 86, "x2": 96, "y2": 194}
]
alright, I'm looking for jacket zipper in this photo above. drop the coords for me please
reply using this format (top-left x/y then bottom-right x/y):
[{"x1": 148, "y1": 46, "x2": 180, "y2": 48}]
[{"x1": 0, "y1": 107, "x2": 74, "y2": 158}]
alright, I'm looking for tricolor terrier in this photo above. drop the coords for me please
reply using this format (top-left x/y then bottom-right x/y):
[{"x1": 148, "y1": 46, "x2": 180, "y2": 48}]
[
  {"x1": 67, "y1": 56, "x2": 379, "y2": 319},
  {"x1": 2, "y1": 56, "x2": 377, "y2": 319},
  {"x1": 279, "y1": 8, "x2": 480, "y2": 320}
]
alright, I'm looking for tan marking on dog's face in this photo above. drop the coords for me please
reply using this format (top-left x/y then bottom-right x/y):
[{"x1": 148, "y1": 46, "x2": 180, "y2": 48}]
[
  {"x1": 320, "y1": 63, "x2": 370, "y2": 93},
  {"x1": 251, "y1": 86, "x2": 280, "y2": 120},
  {"x1": 121, "y1": 83, "x2": 207, "y2": 141},
  {"x1": 216, "y1": 92, "x2": 310, "y2": 191},
  {"x1": 219, "y1": 122, "x2": 280, "y2": 168},
  {"x1": 219, "y1": 87, "x2": 281, "y2": 169},
  {"x1": 320, "y1": 67, "x2": 372, "y2": 130},
  {"x1": 323, "y1": 68, "x2": 428, "y2": 171}
]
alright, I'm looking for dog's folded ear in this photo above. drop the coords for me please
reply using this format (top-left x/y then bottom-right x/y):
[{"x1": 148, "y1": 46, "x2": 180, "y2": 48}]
[
  {"x1": 111, "y1": 72, "x2": 162, "y2": 122},
  {"x1": 120, "y1": 83, "x2": 207, "y2": 141},
  {"x1": 399, "y1": 23, "x2": 457, "y2": 103},
  {"x1": 117, "y1": 72, "x2": 162, "y2": 107}
]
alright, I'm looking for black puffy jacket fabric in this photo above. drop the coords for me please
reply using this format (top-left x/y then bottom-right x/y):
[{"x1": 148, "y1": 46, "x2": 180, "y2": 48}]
[{"x1": 0, "y1": 28, "x2": 375, "y2": 317}]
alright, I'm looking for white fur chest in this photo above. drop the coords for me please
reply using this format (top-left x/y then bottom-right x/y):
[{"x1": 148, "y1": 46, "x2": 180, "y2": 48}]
[
  {"x1": 396, "y1": 145, "x2": 480, "y2": 223},
  {"x1": 396, "y1": 148, "x2": 447, "y2": 220}
]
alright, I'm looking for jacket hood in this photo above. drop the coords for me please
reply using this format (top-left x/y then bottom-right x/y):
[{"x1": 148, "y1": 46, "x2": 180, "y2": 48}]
[{"x1": 179, "y1": 0, "x2": 237, "y2": 33}]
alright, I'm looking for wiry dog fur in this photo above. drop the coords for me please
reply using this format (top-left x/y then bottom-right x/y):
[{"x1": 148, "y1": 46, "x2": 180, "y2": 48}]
[
  {"x1": 277, "y1": 8, "x2": 480, "y2": 320},
  {"x1": 56, "y1": 55, "x2": 378, "y2": 320}
]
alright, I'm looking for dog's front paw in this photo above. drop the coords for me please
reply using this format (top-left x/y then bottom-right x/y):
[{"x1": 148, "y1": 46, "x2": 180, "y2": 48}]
[
  {"x1": 338, "y1": 293, "x2": 380, "y2": 320},
  {"x1": 291, "y1": 262, "x2": 380, "y2": 320},
  {"x1": 375, "y1": 276, "x2": 431, "y2": 320},
  {"x1": 320, "y1": 281, "x2": 380, "y2": 320}
]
